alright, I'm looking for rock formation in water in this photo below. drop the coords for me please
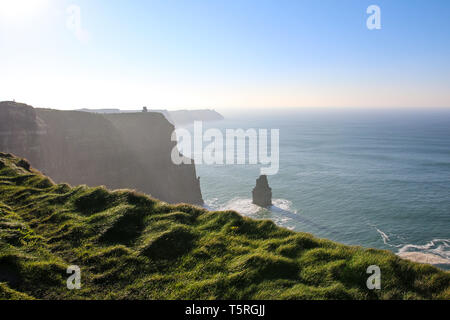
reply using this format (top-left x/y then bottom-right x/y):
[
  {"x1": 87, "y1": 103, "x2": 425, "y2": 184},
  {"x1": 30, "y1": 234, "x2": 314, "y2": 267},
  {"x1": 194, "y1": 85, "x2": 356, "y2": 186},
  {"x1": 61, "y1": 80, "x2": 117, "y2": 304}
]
[
  {"x1": 0, "y1": 101, "x2": 203, "y2": 205},
  {"x1": 252, "y1": 175, "x2": 272, "y2": 207}
]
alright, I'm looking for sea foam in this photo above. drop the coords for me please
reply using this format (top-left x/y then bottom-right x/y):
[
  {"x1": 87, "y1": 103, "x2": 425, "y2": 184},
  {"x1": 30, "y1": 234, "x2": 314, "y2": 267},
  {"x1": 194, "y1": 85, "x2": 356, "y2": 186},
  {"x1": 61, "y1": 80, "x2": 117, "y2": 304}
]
[{"x1": 374, "y1": 227, "x2": 450, "y2": 267}]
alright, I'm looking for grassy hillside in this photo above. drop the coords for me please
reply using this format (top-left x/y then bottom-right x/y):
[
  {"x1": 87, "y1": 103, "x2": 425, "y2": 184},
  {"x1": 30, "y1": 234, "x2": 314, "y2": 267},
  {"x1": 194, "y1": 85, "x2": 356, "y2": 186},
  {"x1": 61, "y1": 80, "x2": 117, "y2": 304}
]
[{"x1": 0, "y1": 153, "x2": 448, "y2": 300}]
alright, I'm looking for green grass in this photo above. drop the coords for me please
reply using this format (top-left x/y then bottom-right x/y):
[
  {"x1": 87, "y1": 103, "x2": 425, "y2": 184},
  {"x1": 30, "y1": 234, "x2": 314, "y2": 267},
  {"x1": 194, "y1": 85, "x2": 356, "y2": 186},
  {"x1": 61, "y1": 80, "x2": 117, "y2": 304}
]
[{"x1": 0, "y1": 152, "x2": 448, "y2": 300}]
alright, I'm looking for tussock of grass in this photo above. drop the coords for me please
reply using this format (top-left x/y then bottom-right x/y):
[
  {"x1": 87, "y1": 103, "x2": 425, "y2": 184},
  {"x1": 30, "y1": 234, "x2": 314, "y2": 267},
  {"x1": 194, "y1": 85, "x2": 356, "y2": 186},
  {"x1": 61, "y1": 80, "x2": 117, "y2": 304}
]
[
  {"x1": 141, "y1": 225, "x2": 198, "y2": 260},
  {"x1": 0, "y1": 152, "x2": 448, "y2": 300}
]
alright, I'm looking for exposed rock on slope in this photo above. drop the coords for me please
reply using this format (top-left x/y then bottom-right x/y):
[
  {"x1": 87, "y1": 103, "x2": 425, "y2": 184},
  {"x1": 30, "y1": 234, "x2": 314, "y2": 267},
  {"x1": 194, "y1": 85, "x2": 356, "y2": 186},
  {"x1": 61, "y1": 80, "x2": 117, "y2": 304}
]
[{"x1": 0, "y1": 101, "x2": 202, "y2": 204}]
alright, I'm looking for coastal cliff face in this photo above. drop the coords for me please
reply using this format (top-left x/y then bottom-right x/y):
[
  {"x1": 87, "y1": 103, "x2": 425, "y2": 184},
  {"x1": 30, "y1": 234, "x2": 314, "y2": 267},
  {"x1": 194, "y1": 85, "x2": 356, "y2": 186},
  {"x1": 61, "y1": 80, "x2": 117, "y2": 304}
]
[
  {"x1": 0, "y1": 102, "x2": 47, "y2": 169},
  {"x1": 0, "y1": 101, "x2": 203, "y2": 205}
]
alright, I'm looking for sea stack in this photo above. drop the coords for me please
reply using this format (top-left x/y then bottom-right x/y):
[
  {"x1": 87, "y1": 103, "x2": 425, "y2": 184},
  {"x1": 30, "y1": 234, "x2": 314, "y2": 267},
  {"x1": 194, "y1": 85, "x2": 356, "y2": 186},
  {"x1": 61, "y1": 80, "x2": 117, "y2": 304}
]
[{"x1": 252, "y1": 175, "x2": 272, "y2": 207}]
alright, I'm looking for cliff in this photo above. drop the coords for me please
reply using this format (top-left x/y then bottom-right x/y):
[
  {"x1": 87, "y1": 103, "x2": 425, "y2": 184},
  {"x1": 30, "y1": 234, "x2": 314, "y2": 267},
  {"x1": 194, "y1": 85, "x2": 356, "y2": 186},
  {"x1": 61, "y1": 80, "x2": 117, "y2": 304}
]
[
  {"x1": 77, "y1": 108, "x2": 224, "y2": 127},
  {"x1": 0, "y1": 153, "x2": 448, "y2": 299},
  {"x1": 0, "y1": 101, "x2": 203, "y2": 205}
]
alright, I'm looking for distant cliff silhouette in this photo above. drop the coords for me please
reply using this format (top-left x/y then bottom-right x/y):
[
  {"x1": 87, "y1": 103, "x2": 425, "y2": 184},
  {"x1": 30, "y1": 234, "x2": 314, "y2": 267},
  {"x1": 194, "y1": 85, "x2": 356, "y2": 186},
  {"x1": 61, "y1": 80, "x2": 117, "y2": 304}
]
[
  {"x1": 168, "y1": 109, "x2": 224, "y2": 126},
  {"x1": 0, "y1": 101, "x2": 203, "y2": 205},
  {"x1": 77, "y1": 108, "x2": 224, "y2": 127}
]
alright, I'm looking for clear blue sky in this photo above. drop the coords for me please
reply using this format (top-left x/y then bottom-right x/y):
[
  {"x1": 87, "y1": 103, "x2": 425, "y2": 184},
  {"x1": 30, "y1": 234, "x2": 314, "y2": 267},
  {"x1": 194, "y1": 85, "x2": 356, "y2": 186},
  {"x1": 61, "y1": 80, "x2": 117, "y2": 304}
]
[{"x1": 1, "y1": 0, "x2": 450, "y2": 110}]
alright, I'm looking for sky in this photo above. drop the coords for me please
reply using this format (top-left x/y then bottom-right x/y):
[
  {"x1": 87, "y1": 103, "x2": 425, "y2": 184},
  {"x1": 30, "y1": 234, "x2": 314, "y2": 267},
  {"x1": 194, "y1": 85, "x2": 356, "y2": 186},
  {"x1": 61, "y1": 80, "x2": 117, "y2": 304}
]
[{"x1": 1, "y1": 0, "x2": 450, "y2": 111}]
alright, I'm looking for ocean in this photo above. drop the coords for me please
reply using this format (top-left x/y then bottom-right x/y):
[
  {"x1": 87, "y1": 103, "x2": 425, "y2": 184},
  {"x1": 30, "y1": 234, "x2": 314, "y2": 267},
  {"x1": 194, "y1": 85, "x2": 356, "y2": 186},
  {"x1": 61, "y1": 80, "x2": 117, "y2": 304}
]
[{"x1": 184, "y1": 108, "x2": 450, "y2": 269}]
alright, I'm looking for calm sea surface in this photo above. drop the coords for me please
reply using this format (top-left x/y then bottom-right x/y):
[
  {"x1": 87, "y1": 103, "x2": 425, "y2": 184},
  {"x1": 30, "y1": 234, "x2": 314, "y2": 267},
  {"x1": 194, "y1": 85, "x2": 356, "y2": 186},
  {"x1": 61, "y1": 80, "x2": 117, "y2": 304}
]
[{"x1": 186, "y1": 109, "x2": 450, "y2": 269}]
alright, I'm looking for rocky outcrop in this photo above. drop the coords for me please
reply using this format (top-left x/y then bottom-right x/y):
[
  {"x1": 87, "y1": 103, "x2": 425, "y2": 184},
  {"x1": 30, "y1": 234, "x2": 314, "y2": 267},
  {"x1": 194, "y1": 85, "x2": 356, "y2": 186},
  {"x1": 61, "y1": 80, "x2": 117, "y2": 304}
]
[
  {"x1": 0, "y1": 101, "x2": 203, "y2": 205},
  {"x1": 252, "y1": 175, "x2": 272, "y2": 207}
]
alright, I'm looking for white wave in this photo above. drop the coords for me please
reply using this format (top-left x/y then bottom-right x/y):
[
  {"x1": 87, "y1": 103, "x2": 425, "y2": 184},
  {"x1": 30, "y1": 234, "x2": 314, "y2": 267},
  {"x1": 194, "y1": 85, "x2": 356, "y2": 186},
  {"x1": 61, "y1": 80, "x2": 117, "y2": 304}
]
[
  {"x1": 372, "y1": 227, "x2": 405, "y2": 248},
  {"x1": 397, "y1": 239, "x2": 450, "y2": 261},
  {"x1": 204, "y1": 197, "x2": 297, "y2": 228},
  {"x1": 374, "y1": 227, "x2": 450, "y2": 266},
  {"x1": 206, "y1": 196, "x2": 334, "y2": 233},
  {"x1": 206, "y1": 197, "x2": 296, "y2": 216},
  {"x1": 375, "y1": 228, "x2": 391, "y2": 245},
  {"x1": 219, "y1": 198, "x2": 261, "y2": 215},
  {"x1": 203, "y1": 197, "x2": 220, "y2": 211},
  {"x1": 272, "y1": 199, "x2": 297, "y2": 213}
]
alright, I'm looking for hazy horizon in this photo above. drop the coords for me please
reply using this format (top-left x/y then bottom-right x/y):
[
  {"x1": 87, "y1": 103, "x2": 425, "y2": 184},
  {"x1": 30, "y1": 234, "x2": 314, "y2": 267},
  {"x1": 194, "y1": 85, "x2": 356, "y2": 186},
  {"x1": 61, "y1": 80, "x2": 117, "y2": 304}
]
[{"x1": 3, "y1": 100, "x2": 450, "y2": 118}]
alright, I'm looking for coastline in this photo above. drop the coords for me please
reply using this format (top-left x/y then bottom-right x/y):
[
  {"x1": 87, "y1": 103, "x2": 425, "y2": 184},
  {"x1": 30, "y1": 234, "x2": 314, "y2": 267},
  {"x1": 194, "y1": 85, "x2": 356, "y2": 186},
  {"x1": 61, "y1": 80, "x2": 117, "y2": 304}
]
[{"x1": 398, "y1": 252, "x2": 450, "y2": 266}]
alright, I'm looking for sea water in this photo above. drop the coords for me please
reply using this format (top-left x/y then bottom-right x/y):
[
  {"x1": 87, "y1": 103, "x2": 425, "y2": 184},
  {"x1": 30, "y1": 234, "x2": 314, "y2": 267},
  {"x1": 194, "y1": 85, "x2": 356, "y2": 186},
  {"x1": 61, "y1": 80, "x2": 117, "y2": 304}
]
[{"x1": 187, "y1": 108, "x2": 450, "y2": 269}]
